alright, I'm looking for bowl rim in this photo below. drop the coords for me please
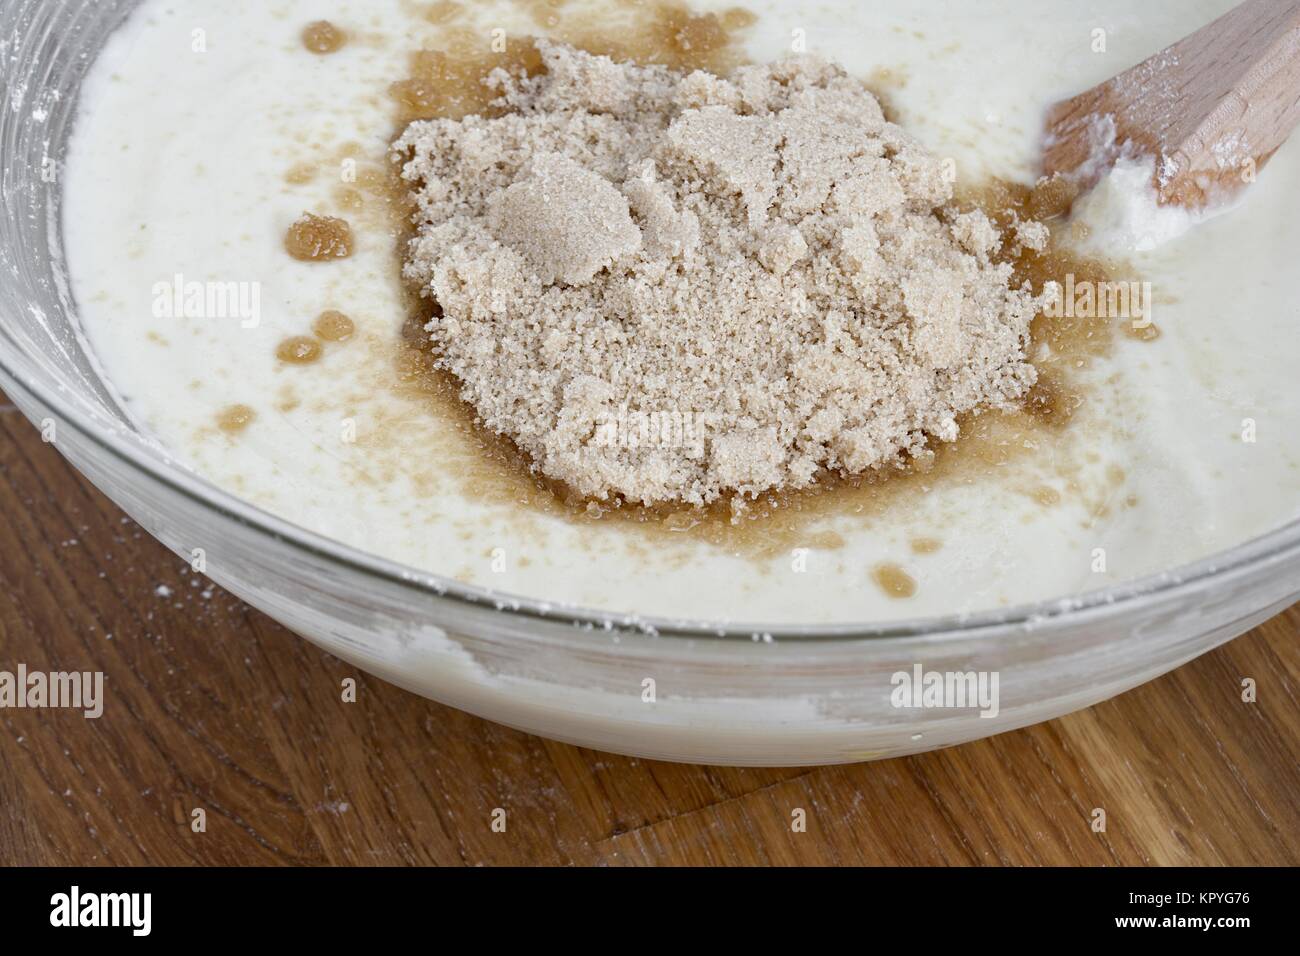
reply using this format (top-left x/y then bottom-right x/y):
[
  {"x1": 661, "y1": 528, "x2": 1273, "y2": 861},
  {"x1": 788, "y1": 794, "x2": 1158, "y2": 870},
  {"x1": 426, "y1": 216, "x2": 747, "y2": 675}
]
[{"x1": 4, "y1": 343, "x2": 1299, "y2": 643}]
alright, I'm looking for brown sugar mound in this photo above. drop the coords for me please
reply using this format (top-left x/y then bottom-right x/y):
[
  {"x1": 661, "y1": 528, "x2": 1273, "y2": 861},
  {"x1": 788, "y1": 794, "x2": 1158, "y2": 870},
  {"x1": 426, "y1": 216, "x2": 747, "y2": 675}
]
[{"x1": 394, "y1": 41, "x2": 1045, "y2": 506}]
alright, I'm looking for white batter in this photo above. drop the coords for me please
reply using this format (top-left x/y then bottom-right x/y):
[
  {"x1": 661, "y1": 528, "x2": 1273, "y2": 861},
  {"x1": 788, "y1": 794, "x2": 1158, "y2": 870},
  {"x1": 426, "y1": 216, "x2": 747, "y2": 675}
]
[{"x1": 63, "y1": 0, "x2": 1300, "y2": 624}]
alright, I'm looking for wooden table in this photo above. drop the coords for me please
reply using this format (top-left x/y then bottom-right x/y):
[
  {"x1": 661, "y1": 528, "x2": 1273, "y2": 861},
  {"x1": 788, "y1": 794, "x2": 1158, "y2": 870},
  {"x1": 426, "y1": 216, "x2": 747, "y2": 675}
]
[{"x1": 1, "y1": 395, "x2": 1297, "y2": 867}]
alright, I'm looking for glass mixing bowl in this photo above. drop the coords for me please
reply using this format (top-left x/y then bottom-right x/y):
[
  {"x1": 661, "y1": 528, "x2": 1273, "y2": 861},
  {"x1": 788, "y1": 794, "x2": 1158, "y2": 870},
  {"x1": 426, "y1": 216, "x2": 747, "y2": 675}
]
[{"x1": 2, "y1": 0, "x2": 1297, "y2": 766}]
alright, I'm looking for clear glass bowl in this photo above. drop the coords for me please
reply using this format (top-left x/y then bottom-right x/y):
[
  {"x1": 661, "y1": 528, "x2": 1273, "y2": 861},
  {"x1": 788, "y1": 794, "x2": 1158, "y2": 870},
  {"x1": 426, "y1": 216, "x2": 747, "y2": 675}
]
[{"x1": 2, "y1": 0, "x2": 1298, "y2": 765}]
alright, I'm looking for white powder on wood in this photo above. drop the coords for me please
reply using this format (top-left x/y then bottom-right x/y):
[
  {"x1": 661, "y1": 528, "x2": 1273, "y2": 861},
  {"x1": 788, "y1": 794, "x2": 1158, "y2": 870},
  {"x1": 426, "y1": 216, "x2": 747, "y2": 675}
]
[{"x1": 394, "y1": 41, "x2": 1044, "y2": 506}]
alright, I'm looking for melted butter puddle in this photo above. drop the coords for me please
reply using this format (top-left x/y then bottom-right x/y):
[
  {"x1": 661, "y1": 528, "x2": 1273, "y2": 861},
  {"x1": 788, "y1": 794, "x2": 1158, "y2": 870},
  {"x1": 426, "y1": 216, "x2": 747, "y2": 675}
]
[
  {"x1": 314, "y1": 310, "x2": 356, "y2": 342},
  {"x1": 271, "y1": 0, "x2": 1151, "y2": 563},
  {"x1": 224, "y1": 317, "x2": 356, "y2": 430},
  {"x1": 303, "y1": 20, "x2": 348, "y2": 54},
  {"x1": 284, "y1": 213, "x2": 354, "y2": 261},
  {"x1": 910, "y1": 537, "x2": 942, "y2": 555},
  {"x1": 872, "y1": 563, "x2": 917, "y2": 599},
  {"x1": 216, "y1": 403, "x2": 256, "y2": 434},
  {"x1": 276, "y1": 335, "x2": 323, "y2": 365}
]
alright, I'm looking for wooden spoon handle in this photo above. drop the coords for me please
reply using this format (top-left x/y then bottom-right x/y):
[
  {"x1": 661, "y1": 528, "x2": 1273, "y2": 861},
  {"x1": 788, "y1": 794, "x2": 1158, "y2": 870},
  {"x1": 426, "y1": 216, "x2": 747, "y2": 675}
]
[{"x1": 1044, "y1": 0, "x2": 1300, "y2": 206}]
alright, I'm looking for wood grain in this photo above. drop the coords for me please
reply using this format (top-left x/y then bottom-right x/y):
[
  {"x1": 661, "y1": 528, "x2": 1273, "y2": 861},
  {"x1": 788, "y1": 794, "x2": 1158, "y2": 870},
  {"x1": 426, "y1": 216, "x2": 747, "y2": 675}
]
[
  {"x1": 0, "y1": 394, "x2": 1297, "y2": 866},
  {"x1": 1044, "y1": 0, "x2": 1300, "y2": 206}
]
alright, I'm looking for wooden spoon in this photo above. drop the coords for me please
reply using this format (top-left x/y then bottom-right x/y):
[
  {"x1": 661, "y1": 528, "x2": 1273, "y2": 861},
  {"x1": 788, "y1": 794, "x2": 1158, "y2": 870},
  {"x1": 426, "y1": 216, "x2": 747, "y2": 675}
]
[{"x1": 1043, "y1": 0, "x2": 1300, "y2": 207}]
